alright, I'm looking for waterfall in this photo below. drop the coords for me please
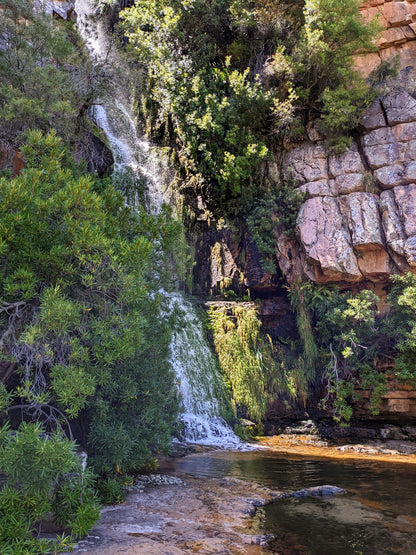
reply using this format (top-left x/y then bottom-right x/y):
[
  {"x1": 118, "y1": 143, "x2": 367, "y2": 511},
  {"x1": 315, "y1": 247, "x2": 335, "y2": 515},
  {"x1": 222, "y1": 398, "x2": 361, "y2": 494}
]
[{"x1": 75, "y1": 0, "x2": 241, "y2": 447}]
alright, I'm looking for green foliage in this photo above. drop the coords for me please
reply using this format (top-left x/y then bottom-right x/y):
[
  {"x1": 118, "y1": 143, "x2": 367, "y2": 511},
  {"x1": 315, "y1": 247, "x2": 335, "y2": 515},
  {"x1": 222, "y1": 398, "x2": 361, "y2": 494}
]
[
  {"x1": 387, "y1": 273, "x2": 416, "y2": 385},
  {"x1": 0, "y1": 422, "x2": 99, "y2": 553},
  {"x1": 267, "y1": 0, "x2": 380, "y2": 144},
  {"x1": 286, "y1": 283, "x2": 319, "y2": 398},
  {"x1": 174, "y1": 64, "x2": 270, "y2": 205},
  {"x1": 312, "y1": 287, "x2": 389, "y2": 422},
  {"x1": 208, "y1": 304, "x2": 283, "y2": 424},
  {"x1": 95, "y1": 475, "x2": 129, "y2": 505},
  {"x1": 247, "y1": 179, "x2": 304, "y2": 273},
  {"x1": 0, "y1": 131, "x2": 182, "y2": 480},
  {"x1": 121, "y1": 0, "x2": 380, "y2": 216},
  {"x1": 122, "y1": 1, "x2": 272, "y2": 211},
  {"x1": 0, "y1": 0, "x2": 99, "y2": 147}
]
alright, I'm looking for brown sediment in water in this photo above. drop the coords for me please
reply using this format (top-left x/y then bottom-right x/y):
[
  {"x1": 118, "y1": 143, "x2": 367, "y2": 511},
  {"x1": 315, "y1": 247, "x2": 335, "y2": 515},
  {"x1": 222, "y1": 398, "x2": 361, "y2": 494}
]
[{"x1": 258, "y1": 435, "x2": 416, "y2": 464}]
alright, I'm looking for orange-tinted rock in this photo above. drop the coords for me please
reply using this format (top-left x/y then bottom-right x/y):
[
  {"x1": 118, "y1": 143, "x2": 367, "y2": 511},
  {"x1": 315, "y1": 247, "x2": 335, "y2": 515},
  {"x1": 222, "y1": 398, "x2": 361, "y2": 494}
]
[
  {"x1": 356, "y1": 1, "x2": 416, "y2": 76},
  {"x1": 357, "y1": 376, "x2": 416, "y2": 421}
]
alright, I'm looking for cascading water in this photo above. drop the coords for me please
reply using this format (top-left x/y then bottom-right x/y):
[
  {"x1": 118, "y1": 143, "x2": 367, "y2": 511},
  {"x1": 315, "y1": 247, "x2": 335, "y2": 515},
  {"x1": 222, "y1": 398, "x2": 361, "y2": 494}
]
[
  {"x1": 75, "y1": 0, "x2": 241, "y2": 447},
  {"x1": 167, "y1": 292, "x2": 242, "y2": 446}
]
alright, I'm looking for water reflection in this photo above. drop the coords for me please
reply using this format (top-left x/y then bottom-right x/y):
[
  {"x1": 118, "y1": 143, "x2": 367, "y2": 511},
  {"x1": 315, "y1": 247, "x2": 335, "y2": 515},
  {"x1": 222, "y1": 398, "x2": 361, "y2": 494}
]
[{"x1": 174, "y1": 450, "x2": 416, "y2": 554}]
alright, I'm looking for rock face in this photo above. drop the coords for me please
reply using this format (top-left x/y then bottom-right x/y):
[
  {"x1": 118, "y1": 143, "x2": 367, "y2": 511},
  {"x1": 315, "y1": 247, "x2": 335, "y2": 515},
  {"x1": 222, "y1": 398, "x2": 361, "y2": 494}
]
[
  {"x1": 281, "y1": 89, "x2": 416, "y2": 285},
  {"x1": 356, "y1": 376, "x2": 416, "y2": 422},
  {"x1": 34, "y1": 0, "x2": 75, "y2": 20},
  {"x1": 356, "y1": 0, "x2": 416, "y2": 77}
]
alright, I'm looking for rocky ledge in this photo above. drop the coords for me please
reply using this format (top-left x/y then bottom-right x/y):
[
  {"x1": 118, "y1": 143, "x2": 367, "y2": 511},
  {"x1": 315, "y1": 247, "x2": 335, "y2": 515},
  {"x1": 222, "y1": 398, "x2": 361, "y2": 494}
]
[
  {"x1": 66, "y1": 472, "x2": 345, "y2": 555},
  {"x1": 68, "y1": 475, "x2": 280, "y2": 555},
  {"x1": 261, "y1": 434, "x2": 416, "y2": 463}
]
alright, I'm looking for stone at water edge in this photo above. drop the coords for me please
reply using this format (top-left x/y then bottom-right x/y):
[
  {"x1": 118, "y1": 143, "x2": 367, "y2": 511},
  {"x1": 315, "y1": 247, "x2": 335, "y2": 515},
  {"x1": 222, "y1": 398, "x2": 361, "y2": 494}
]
[{"x1": 284, "y1": 485, "x2": 347, "y2": 499}]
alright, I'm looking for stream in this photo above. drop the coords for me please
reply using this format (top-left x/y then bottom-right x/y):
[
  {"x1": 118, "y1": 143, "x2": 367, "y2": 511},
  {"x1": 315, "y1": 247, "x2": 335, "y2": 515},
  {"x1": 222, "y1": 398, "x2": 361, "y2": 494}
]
[{"x1": 174, "y1": 449, "x2": 416, "y2": 554}]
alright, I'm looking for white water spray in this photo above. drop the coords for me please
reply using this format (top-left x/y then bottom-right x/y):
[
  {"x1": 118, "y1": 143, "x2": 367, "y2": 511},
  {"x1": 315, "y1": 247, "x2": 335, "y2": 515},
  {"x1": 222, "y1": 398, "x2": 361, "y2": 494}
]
[{"x1": 75, "y1": 0, "x2": 241, "y2": 447}]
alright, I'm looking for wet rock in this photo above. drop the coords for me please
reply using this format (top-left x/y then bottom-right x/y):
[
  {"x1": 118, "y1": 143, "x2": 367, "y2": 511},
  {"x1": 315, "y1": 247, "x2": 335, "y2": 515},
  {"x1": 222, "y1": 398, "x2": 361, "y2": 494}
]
[
  {"x1": 285, "y1": 485, "x2": 347, "y2": 498},
  {"x1": 258, "y1": 297, "x2": 297, "y2": 339}
]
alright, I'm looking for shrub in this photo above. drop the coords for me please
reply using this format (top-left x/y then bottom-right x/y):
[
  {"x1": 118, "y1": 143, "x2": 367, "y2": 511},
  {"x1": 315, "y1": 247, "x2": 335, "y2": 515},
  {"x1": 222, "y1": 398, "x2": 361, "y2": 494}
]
[
  {"x1": 0, "y1": 131, "x2": 182, "y2": 478},
  {"x1": 0, "y1": 422, "x2": 100, "y2": 554}
]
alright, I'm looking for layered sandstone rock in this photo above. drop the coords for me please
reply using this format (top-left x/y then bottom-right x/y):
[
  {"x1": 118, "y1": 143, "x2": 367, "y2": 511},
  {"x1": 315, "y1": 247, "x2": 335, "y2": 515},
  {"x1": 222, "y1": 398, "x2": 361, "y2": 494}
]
[
  {"x1": 356, "y1": 0, "x2": 416, "y2": 76},
  {"x1": 356, "y1": 375, "x2": 416, "y2": 421},
  {"x1": 281, "y1": 89, "x2": 416, "y2": 285}
]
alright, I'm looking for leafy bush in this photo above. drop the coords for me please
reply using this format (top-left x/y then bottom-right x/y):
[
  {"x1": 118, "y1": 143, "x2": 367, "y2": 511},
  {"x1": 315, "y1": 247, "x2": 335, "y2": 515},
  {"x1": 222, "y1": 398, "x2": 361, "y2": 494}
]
[
  {"x1": 0, "y1": 131, "x2": 183, "y2": 477},
  {"x1": 0, "y1": 422, "x2": 99, "y2": 554},
  {"x1": 387, "y1": 273, "x2": 416, "y2": 385},
  {"x1": 311, "y1": 287, "x2": 389, "y2": 421},
  {"x1": 247, "y1": 179, "x2": 304, "y2": 273}
]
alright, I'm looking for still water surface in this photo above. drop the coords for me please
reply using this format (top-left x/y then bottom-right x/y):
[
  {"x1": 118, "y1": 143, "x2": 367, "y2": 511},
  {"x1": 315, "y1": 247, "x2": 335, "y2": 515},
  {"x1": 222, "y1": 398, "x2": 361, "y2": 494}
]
[{"x1": 174, "y1": 449, "x2": 416, "y2": 554}]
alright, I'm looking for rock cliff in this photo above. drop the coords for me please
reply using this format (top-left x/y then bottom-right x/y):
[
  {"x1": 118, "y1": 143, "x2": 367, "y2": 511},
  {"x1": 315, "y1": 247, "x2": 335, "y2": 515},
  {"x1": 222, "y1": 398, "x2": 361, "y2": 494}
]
[
  {"x1": 280, "y1": 89, "x2": 416, "y2": 287},
  {"x1": 273, "y1": 1, "x2": 416, "y2": 289},
  {"x1": 356, "y1": 0, "x2": 416, "y2": 76}
]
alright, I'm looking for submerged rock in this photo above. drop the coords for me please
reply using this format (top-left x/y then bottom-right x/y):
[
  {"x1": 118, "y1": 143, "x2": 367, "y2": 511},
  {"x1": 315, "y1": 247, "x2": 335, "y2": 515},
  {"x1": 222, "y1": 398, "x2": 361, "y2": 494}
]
[{"x1": 281, "y1": 485, "x2": 347, "y2": 499}]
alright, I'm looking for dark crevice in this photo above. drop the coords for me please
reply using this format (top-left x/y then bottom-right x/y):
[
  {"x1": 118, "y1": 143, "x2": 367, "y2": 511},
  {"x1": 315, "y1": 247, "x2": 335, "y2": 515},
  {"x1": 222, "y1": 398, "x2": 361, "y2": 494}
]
[
  {"x1": 379, "y1": 97, "x2": 389, "y2": 127},
  {"x1": 352, "y1": 132, "x2": 384, "y2": 192}
]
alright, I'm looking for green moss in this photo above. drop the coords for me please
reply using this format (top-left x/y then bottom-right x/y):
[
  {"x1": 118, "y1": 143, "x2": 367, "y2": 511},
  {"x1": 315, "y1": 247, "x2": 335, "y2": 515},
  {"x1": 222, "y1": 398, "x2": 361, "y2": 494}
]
[{"x1": 208, "y1": 304, "x2": 283, "y2": 425}]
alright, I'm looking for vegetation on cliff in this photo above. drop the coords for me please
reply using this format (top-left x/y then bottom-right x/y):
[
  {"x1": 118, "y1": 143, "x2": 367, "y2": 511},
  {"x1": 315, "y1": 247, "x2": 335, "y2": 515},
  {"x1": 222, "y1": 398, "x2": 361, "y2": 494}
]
[
  {"x1": 0, "y1": 0, "x2": 107, "y2": 158},
  {"x1": 208, "y1": 304, "x2": 283, "y2": 425},
  {"x1": 1, "y1": 1, "x2": 416, "y2": 550},
  {"x1": 121, "y1": 0, "x2": 379, "y2": 212}
]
